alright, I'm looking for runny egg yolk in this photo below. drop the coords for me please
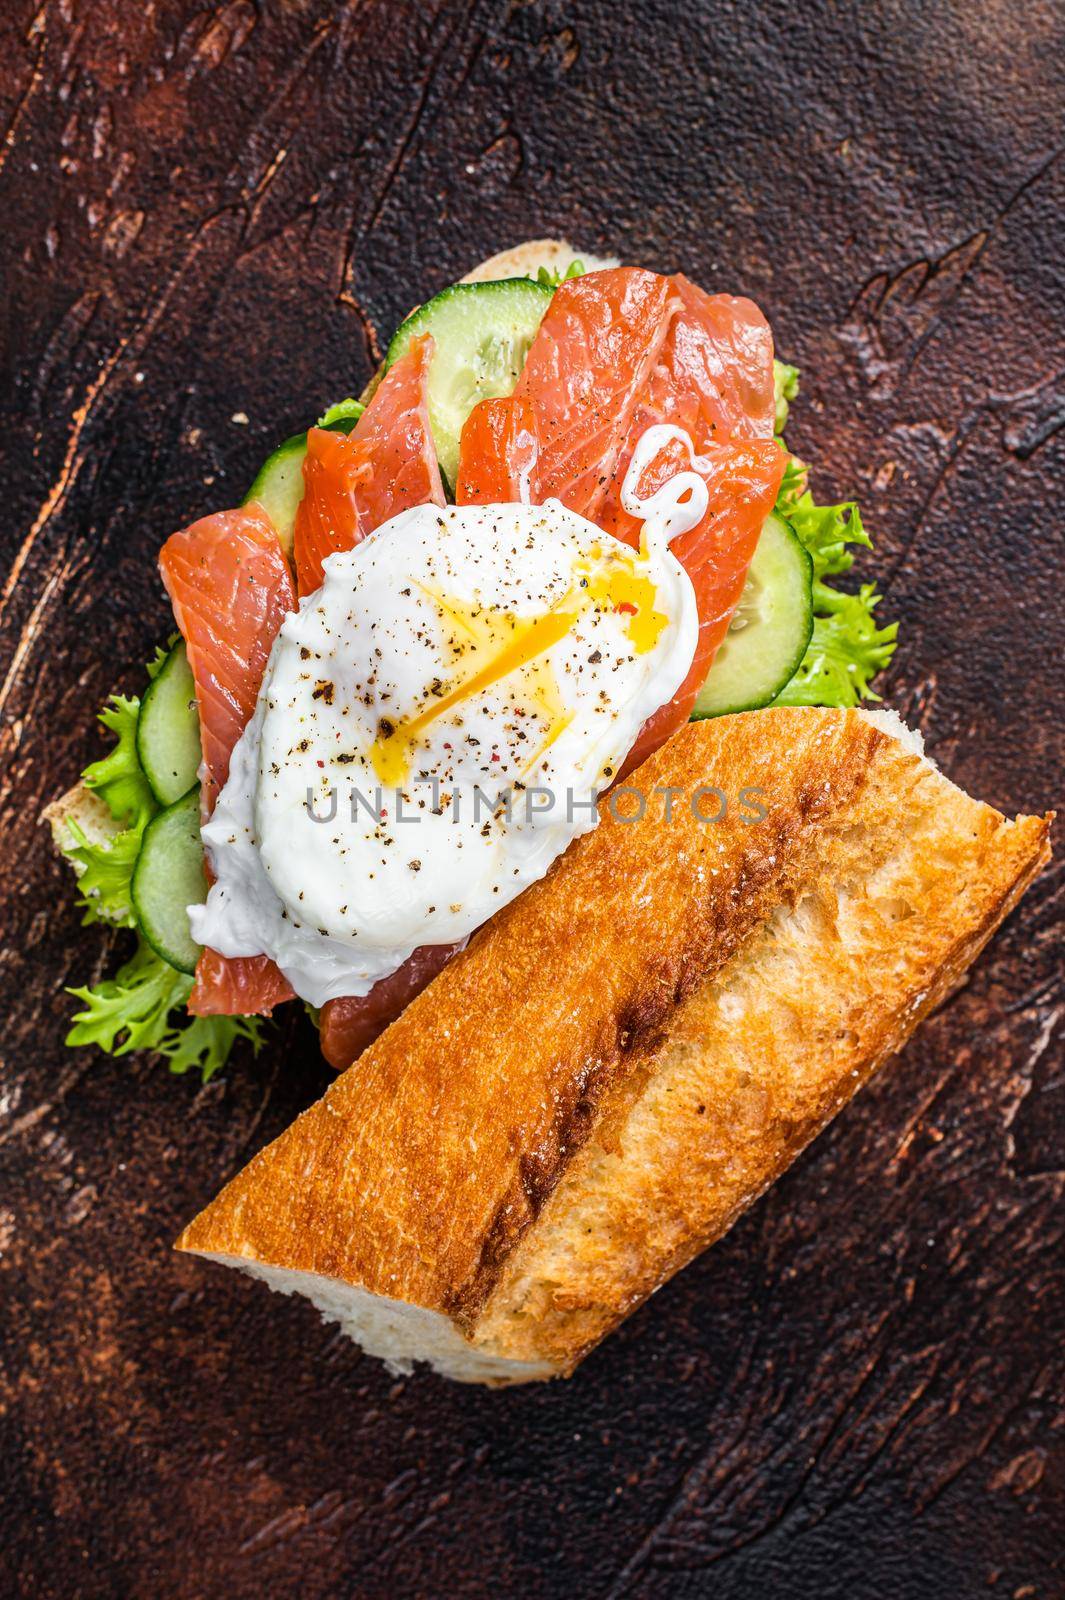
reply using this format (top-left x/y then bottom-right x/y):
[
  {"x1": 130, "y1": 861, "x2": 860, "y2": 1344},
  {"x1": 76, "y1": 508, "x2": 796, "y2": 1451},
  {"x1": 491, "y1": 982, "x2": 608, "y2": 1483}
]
[
  {"x1": 370, "y1": 540, "x2": 668, "y2": 786},
  {"x1": 575, "y1": 541, "x2": 669, "y2": 656},
  {"x1": 370, "y1": 596, "x2": 577, "y2": 786}
]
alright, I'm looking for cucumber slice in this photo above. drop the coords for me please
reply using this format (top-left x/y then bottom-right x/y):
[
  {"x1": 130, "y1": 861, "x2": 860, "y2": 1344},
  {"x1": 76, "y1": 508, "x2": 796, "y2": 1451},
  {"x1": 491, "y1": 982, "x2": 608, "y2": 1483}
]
[
  {"x1": 244, "y1": 431, "x2": 307, "y2": 555},
  {"x1": 243, "y1": 409, "x2": 364, "y2": 554},
  {"x1": 385, "y1": 277, "x2": 552, "y2": 486},
  {"x1": 692, "y1": 513, "x2": 813, "y2": 717},
  {"x1": 131, "y1": 788, "x2": 207, "y2": 975},
  {"x1": 136, "y1": 640, "x2": 202, "y2": 806}
]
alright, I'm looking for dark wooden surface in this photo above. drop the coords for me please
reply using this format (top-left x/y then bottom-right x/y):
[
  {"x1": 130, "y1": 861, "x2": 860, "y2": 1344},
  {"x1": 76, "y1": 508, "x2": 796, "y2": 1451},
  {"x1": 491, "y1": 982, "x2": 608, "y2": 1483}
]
[{"x1": 1, "y1": 3, "x2": 1063, "y2": 1596}]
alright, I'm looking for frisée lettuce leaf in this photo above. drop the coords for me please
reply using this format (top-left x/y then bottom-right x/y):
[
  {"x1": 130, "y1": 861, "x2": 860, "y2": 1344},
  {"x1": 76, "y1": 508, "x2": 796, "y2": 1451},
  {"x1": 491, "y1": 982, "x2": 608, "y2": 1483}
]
[
  {"x1": 63, "y1": 691, "x2": 159, "y2": 926},
  {"x1": 774, "y1": 491, "x2": 898, "y2": 705},
  {"x1": 772, "y1": 366, "x2": 897, "y2": 707},
  {"x1": 59, "y1": 648, "x2": 266, "y2": 1080},
  {"x1": 82, "y1": 693, "x2": 157, "y2": 832},
  {"x1": 64, "y1": 819, "x2": 143, "y2": 928},
  {"x1": 66, "y1": 936, "x2": 264, "y2": 1081},
  {"x1": 318, "y1": 397, "x2": 365, "y2": 428}
]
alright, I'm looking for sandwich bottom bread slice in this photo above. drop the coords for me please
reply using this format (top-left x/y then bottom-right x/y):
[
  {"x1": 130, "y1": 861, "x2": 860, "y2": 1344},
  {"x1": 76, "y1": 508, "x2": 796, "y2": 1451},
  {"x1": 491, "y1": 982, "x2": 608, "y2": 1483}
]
[{"x1": 176, "y1": 708, "x2": 1051, "y2": 1384}]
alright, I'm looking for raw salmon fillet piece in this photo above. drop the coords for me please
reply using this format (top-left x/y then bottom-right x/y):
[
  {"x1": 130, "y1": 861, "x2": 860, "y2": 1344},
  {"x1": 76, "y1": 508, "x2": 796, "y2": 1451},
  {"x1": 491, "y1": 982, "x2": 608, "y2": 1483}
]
[
  {"x1": 455, "y1": 394, "x2": 539, "y2": 506},
  {"x1": 319, "y1": 942, "x2": 463, "y2": 1071},
  {"x1": 189, "y1": 946, "x2": 294, "y2": 1017},
  {"x1": 159, "y1": 505, "x2": 297, "y2": 1016},
  {"x1": 658, "y1": 275, "x2": 777, "y2": 443},
  {"x1": 456, "y1": 268, "x2": 785, "y2": 772},
  {"x1": 293, "y1": 333, "x2": 445, "y2": 596},
  {"x1": 457, "y1": 269, "x2": 673, "y2": 510},
  {"x1": 513, "y1": 267, "x2": 674, "y2": 519},
  {"x1": 610, "y1": 437, "x2": 785, "y2": 773},
  {"x1": 599, "y1": 277, "x2": 783, "y2": 767}
]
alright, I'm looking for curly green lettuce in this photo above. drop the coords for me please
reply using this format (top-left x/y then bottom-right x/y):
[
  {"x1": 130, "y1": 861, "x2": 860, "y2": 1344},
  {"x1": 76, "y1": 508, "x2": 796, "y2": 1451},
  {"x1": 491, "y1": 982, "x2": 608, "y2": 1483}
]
[
  {"x1": 772, "y1": 365, "x2": 897, "y2": 707},
  {"x1": 318, "y1": 397, "x2": 365, "y2": 429},
  {"x1": 82, "y1": 693, "x2": 157, "y2": 830},
  {"x1": 66, "y1": 937, "x2": 263, "y2": 1081},
  {"x1": 773, "y1": 359, "x2": 800, "y2": 435},
  {"x1": 61, "y1": 650, "x2": 266, "y2": 1079},
  {"x1": 535, "y1": 258, "x2": 585, "y2": 288},
  {"x1": 65, "y1": 818, "x2": 143, "y2": 928},
  {"x1": 775, "y1": 492, "x2": 898, "y2": 705},
  {"x1": 65, "y1": 692, "x2": 157, "y2": 926}
]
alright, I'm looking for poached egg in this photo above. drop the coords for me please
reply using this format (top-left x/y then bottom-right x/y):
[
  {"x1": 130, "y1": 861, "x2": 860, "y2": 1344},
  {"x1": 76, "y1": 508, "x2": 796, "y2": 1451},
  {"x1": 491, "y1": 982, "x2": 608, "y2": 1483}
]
[{"x1": 191, "y1": 492, "x2": 699, "y2": 1006}]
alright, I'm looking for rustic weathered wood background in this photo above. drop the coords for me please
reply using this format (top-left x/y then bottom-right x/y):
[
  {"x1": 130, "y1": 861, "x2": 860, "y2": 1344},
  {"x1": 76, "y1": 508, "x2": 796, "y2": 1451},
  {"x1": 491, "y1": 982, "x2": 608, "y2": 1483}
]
[{"x1": 1, "y1": 2, "x2": 1062, "y2": 1596}]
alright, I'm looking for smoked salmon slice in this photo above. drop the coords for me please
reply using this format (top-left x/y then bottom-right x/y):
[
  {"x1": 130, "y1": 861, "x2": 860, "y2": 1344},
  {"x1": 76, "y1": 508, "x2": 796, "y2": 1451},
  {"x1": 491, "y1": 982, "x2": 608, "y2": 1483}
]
[
  {"x1": 456, "y1": 394, "x2": 538, "y2": 506},
  {"x1": 611, "y1": 437, "x2": 786, "y2": 774},
  {"x1": 319, "y1": 942, "x2": 462, "y2": 1071},
  {"x1": 159, "y1": 506, "x2": 297, "y2": 814},
  {"x1": 159, "y1": 505, "x2": 297, "y2": 1016},
  {"x1": 600, "y1": 281, "x2": 783, "y2": 769},
  {"x1": 513, "y1": 267, "x2": 674, "y2": 519},
  {"x1": 189, "y1": 945, "x2": 294, "y2": 1018},
  {"x1": 457, "y1": 268, "x2": 673, "y2": 511},
  {"x1": 599, "y1": 279, "x2": 778, "y2": 548},
  {"x1": 656, "y1": 276, "x2": 777, "y2": 444},
  {"x1": 456, "y1": 268, "x2": 785, "y2": 772},
  {"x1": 293, "y1": 332, "x2": 445, "y2": 596}
]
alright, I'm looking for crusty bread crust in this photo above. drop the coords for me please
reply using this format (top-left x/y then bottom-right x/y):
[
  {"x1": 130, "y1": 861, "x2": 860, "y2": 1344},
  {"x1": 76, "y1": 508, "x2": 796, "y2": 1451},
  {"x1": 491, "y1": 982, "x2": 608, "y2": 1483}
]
[
  {"x1": 43, "y1": 780, "x2": 124, "y2": 917},
  {"x1": 460, "y1": 238, "x2": 619, "y2": 284},
  {"x1": 43, "y1": 779, "x2": 117, "y2": 851},
  {"x1": 176, "y1": 710, "x2": 1051, "y2": 1378}
]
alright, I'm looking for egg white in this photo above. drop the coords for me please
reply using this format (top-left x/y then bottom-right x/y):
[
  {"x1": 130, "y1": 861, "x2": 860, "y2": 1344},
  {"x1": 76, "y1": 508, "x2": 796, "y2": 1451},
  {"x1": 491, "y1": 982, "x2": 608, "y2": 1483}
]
[{"x1": 190, "y1": 499, "x2": 697, "y2": 1007}]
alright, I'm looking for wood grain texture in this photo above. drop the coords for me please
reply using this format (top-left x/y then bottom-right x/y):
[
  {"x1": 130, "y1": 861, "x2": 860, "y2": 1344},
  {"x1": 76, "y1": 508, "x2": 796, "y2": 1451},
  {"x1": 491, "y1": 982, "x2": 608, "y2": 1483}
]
[{"x1": 0, "y1": 1, "x2": 1062, "y2": 1596}]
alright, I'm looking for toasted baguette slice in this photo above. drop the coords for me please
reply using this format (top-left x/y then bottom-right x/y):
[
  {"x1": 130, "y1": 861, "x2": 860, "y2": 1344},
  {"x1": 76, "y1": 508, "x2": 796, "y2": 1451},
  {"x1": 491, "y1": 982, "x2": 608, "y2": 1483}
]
[
  {"x1": 176, "y1": 709, "x2": 1051, "y2": 1384},
  {"x1": 43, "y1": 781, "x2": 125, "y2": 917},
  {"x1": 44, "y1": 781, "x2": 118, "y2": 853}
]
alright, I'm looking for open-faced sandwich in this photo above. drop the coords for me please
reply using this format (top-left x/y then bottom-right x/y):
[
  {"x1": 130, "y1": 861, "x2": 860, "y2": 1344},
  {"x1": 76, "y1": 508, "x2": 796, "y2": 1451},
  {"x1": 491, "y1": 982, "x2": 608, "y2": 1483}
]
[{"x1": 48, "y1": 240, "x2": 1052, "y2": 1382}]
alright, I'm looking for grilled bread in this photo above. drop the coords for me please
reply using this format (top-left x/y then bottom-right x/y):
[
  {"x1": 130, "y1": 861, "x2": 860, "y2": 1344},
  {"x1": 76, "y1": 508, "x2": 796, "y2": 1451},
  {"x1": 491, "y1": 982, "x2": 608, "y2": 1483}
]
[{"x1": 176, "y1": 708, "x2": 1052, "y2": 1383}]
